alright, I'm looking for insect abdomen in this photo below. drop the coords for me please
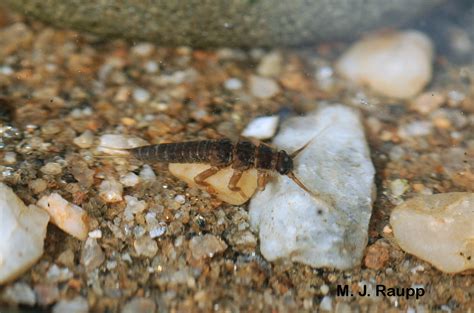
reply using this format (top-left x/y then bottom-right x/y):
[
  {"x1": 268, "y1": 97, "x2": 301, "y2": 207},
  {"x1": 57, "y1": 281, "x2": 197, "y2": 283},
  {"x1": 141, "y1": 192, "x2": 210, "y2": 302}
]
[{"x1": 131, "y1": 140, "x2": 233, "y2": 166}]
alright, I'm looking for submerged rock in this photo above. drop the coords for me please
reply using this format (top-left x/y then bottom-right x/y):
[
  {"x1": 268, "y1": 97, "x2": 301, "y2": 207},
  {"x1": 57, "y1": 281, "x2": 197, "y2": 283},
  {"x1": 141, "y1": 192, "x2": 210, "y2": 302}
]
[
  {"x1": 37, "y1": 193, "x2": 89, "y2": 240},
  {"x1": 0, "y1": 183, "x2": 49, "y2": 284},
  {"x1": 4, "y1": 1, "x2": 443, "y2": 47},
  {"x1": 390, "y1": 192, "x2": 474, "y2": 273},
  {"x1": 336, "y1": 30, "x2": 434, "y2": 99},
  {"x1": 249, "y1": 105, "x2": 375, "y2": 269}
]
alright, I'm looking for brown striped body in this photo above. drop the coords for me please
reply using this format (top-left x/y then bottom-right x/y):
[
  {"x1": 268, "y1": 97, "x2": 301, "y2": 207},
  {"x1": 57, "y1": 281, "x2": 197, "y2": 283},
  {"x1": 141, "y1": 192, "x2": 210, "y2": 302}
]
[{"x1": 129, "y1": 138, "x2": 293, "y2": 174}]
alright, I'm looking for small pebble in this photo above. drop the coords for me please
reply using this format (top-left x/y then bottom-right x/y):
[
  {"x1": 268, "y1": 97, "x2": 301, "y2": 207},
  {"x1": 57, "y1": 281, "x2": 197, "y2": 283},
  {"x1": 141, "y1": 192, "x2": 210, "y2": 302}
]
[
  {"x1": 37, "y1": 193, "x2": 89, "y2": 240},
  {"x1": 134, "y1": 236, "x2": 158, "y2": 258},
  {"x1": 34, "y1": 283, "x2": 59, "y2": 306},
  {"x1": 319, "y1": 296, "x2": 333, "y2": 312},
  {"x1": 122, "y1": 297, "x2": 156, "y2": 313},
  {"x1": 1, "y1": 282, "x2": 36, "y2": 306},
  {"x1": 40, "y1": 162, "x2": 63, "y2": 175},
  {"x1": 140, "y1": 164, "x2": 156, "y2": 182},
  {"x1": 390, "y1": 192, "x2": 474, "y2": 273},
  {"x1": 257, "y1": 51, "x2": 282, "y2": 77},
  {"x1": 97, "y1": 134, "x2": 148, "y2": 155},
  {"x1": 0, "y1": 183, "x2": 49, "y2": 284},
  {"x1": 52, "y1": 296, "x2": 89, "y2": 313},
  {"x1": 320, "y1": 284, "x2": 329, "y2": 295},
  {"x1": 149, "y1": 223, "x2": 167, "y2": 239},
  {"x1": 174, "y1": 194, "x2": 186, "y2": 204},
  {"x1": 389, "y1": 179, "x2": 409, "y2": 197},
  {"x1": 124, "y1": 195, "x2": 147, "y2": 221},
  {"x1": 29, "y1": 179, "x2": 47, "y2": 194},
  {"x1": 131, "y1": 42, "x2": 154, "y2": 57},
  {"x1": 249, "y1": 75, "x2": 280, "y2": 99},
  {"x1": 411, "y1": 92, "x2": 445, "y2": 114},
  {"x1": 46, "y1": 264, "x2": 73, "y2": 283},
  {"x1": 120, "y1": 172, "x2": 140, "y2": 187},
  {"x1": 99, "y1": 179, "x2": 124, "y2": 203},
  {"x1": 224, "y1": 78, "x2": 243, "y2": 90},
  {"x1": 88, "y1": 229, "x2": 102, "y2": 238},
  {"x1": 336, "y1": 30, "x2": 434, "y2": 99},
  {"x1": 133, "y1": 88, "x2": 151, "y2": 103},
  {"x1": 73, "y1": 130, "x2": 94, "y2": 148},
  {"x1": 80, "y1": 238, "x2": 105, "y2": 271},
  {"x1": 241, "y1": 115, "x2": 279, "y2": 140},
  {"x1": 189, "y1": 234, "x2": 227, "y2": 259},
  {"x1": 3, "y1": 151, "x2": 16, "y2": 164},
  {"x1": 398, "y1": 121, "x2": 433, "y2": 138}
]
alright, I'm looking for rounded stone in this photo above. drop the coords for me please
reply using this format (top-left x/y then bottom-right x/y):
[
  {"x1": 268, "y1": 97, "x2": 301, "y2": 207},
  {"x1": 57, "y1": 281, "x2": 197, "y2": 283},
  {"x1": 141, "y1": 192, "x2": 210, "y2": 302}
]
[{"x1": 5, "y1": 0, "x2": 443, "y2": 47}]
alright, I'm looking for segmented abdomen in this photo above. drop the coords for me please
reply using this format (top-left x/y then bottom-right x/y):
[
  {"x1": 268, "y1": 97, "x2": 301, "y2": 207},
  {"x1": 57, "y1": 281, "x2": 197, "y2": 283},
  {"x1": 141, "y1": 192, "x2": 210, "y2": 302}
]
[{"x1": 130, "y1": 139, "x2": 233, "y2": 166}]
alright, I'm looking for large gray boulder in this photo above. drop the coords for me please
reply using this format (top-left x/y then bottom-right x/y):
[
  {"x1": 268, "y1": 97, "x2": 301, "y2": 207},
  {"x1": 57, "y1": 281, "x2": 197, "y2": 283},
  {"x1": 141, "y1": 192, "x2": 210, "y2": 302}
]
[{"x1": 5, "y1": 0, "x2": 443, "y2": 47}]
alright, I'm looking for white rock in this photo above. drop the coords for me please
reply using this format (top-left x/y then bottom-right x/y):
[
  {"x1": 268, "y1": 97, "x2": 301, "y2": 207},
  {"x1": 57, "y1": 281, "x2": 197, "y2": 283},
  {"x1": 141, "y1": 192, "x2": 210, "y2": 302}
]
[
  {"x1": 241, "y1": 115, "x2": 280, "y2": 140},
  {"x1": 98, "y1": 179, "x2": 123, "y2": 203},
  {"x1": 390, "y1": 192, "x2": 474, "y2": 273},
  {"x1": 73, "y1": 130, "x2": 94, "y2": 148},
  {"x1": 37, "y1": 193, "x2": 89, "y2": 240},
  {"x1": 249, "y1": 75, "x2": 280, "y2": 99},
  {"x1": 53, "y1": 296, "x2": 89, "y2": 313},
  {"x1": 97, "y1": 134, "x2": 148, "y2": 155},
  {"x1": 124, "y1": 195, "x2": 148, "y2": 221},
  {"x1": 319, "y1": 296, "x2": 333, "y2": 312},
  {"x1": 336, "y1": 30, "x2": 434, "y2": 99},
  {"x1": 120, "y1": 172, "x2": 140, "y2": 187},
  {"x1": 1, "y1": 282, "x2": 36, "y2": 305},
  {"x1": 224, "y1": 78, "x2": 243, "y2": 90},
  {"x1": 0, "y1": 183, "x2": 49, "y2": 284},
  {"x1": 249, "y1": 105, "x2": 375, "y2": 269},
  {"x1": 139, "y1": 164, "x2": 156, "y2": 182},
  {"x1": 133, "y1": 88, "x2": 151, "y2": 103}
]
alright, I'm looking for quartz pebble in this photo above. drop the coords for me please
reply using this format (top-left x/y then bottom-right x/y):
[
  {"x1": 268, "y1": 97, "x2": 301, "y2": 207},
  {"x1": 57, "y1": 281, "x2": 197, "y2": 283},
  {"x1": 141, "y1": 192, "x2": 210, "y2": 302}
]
[
  {"x1": 0, "y1": 183, "x2": 49, "y2": 284},
  {"x1": 97, "y1": 134, "x2": 148, "y2": 155},
  {"x1": 189, "y1": 234, "x2": 228, "y2": 259},
  {"x1": 169, "y1": 164, "x2": 258, "y2": 205},
  {"x1": 257, "y1": 51, "x2": 283, "y2": 77},
  {"x1": 390, "y1": 192, "x2": 474, "y2": 273},
  {"x1": 241, "y1": 115, "x2": 280, "y2": 140},
  {"x1": 1, "y1": 282, "x2": 36, "y2": 305},
  {"x1": 336, "y1": 30, "x2": 434, "y2": 99},
  {"x1": 53, "y1": 296, "x2": 89, "y2": 313},
  {"x1": 40, "y1": 162, "x2": 62, "y2": 175},
  {"x1": 140, "y1": 164, "x2": 156, "y2": 182},
  {"x1": 124, "y1": 195, "x2": 148, "y2": 221},
  {"x1": 249, "y1": 105, "x2": 375, "y2": 269},
  {"x1": 134, "y1": 236, "x2": 158, "y2": 258},
  {"x1": 249, "y1": 75, "x2": 280, "y2": 99},
  {"x1": 37, "y1": 193, "x2": 89, "y2": 240},
  {"x1": 99, "y1": 179, "x2": 124, "y2": 203},
  {"x1": 81, "y1": 238, "x2": 105, "y2": 271},
  {"x1": 122, "y1": 297, "x2": 156, "y2": 313},
  {"x1": 73, "y1": 130, "x2": 94, "y2": 148},
  {"x1": 120, "y1": 172, "x2": 140, "y2": 187},
  {"x1": 224, "y1": 78, "x2": 243, "y2": 90}
]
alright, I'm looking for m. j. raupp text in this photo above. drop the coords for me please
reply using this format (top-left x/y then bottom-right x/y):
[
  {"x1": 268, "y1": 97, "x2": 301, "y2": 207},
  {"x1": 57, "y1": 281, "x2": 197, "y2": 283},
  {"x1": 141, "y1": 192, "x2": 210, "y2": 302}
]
[{"x1": 337, "y1": 284, "x2": 425, "y2": 300}]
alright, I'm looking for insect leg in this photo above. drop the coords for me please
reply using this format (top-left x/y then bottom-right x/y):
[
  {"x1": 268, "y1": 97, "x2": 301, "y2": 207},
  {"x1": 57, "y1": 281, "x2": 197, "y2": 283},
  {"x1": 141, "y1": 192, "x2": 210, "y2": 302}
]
[
  {"x1": 194, "y1": 167, "x2": 220, "y2": 195},
  {"x1": 257, "y1": 171, "x2": 267, "y2": 191},
  {"x1": 227, "y1": 170, "x2": 247, "y2": 198}
]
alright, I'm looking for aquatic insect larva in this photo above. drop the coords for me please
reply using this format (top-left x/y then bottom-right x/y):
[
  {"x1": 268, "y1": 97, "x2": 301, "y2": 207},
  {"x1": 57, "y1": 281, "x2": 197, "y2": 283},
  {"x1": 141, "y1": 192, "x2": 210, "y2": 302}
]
[{"x1": 127, "y1": 138, "x2": 314, "y2": 198}]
